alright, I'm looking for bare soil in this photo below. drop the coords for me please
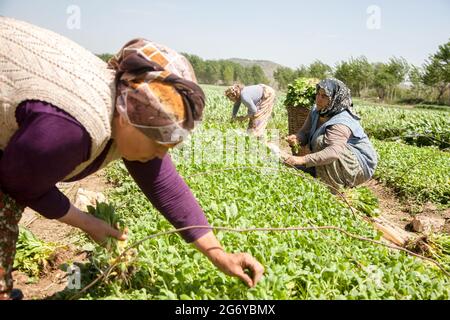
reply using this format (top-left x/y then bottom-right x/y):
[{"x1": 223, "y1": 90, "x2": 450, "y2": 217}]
[{"x1": 362, "y1": 180, "x2": 450, "y2": 233}]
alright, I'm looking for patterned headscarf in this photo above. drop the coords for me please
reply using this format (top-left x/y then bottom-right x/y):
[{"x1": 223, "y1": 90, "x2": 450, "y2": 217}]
[
  {"x1": 316, "y1": 78, "x2": 359, "y2": 119},
  {"x1": 225, "y1": 84, "x2": 244, "y2": 101},
  {"x1": 108, "y1": 38, "x2": 205, "y2": 144}
]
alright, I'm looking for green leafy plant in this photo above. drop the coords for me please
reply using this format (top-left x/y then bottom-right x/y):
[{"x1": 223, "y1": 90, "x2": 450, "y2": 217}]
[
  {"x1": 406, "y1": 233, "x2": 450, "y2": 273},
  {"x1": 87, "y1": 201, "x2": 124, "y2": 254},
  {"x1": 355, "y1": 102, "x2": 450, "y2": 149},
  {"x1": 86, "y1": 201, "x2": 137, "y2": 286},
  {"x1": 291, "y1": 142, "x2": 301, "y2": 155},
  {"x1": 284, "y1": 78, "x2": 319, "y2": 109},
  {"x1": 14, "y1": 228, "x2": 64, "y2": 277},
  {"x1": 373, "y1": 139, "x2": 450, "y2": 205},
  {"x1": 429, "y1": 234, "x2": 450, "y2": 270},
  {"x1": 343, "y1": 187, "x2": 381, "y2": 217}
]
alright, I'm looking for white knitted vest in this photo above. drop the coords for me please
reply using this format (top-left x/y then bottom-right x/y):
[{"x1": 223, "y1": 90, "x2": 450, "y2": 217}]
[{"x1": 0, "y1": 17, "x2": 121, "y2": 181}]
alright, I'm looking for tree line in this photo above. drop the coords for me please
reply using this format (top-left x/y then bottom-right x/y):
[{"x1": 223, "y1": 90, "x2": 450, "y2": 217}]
[
  {"x1": 97, "y1": 53, "x2": 269, "y2": 86},
  {"x1": 182, "y1": 53, "x2": 269, "y2": 86},
  {"x1": 274, "y1": 40, "x2": 450, "y2": 105},
  {"x1": 96, "y1": 39, "x2": 449, "y2": 105}
]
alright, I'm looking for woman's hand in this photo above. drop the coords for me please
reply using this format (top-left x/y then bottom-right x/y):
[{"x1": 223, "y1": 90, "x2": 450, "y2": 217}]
[
  {"x1": 193, "y1": 231, "x2": 264, "y2": 287},
  {"x1": 84, "y1": 217, "x2": 128, "y2": 246},
  {"x1": 284, "y1": 155, "x2": 306, "y2": 167},
  {"x1": 235, "y1": 116, "x2": 249, "y2": 122},
  {"x1": 210, "y1": 251, "x2": 264, "y2": 288},
  {"x1": 58, "y1": 203, "x2": 128, "y2": 247},
  {"x1": 285, "y1": 134, "x2": 299, "y2": 147}
]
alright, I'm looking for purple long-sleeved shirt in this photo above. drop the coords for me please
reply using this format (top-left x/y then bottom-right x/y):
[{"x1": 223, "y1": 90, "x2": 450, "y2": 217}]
[{"x1": 0, "y1": 100, "x2": 209, "y2": 242}]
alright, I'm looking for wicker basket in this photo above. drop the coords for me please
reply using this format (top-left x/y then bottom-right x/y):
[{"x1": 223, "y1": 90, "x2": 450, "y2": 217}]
[
  {"x1": 286, "y1": 105, "x2": 310, "y2": 156},
  {"x1": 287, "y1": 105, "x2": 310, "y2": 135}
]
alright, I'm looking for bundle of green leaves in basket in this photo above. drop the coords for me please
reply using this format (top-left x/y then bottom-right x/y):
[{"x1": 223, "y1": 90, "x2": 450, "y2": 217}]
[
  {"x1": 284, "y1": 78, "x2": 319, "y2": 154},
  {"x1": 284, "y1": 77, "x2": 319, "y2": 109}
]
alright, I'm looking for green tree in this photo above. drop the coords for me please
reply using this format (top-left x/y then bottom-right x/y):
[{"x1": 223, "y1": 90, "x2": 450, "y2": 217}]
[
  {"x1": 233, "y1": 64, "x2": 246, "y2": 83},
  {"x1": 372, "y1": 57, "x2": 409, "y2": 101},
  {"x1": 409, "y1": 65, "x2": 423, "y2": 87},
  {"x1": 274, "y1": 67, "x2": 297, "y2": 89},
  {"x1": 250, "y1": 65, "x2": 269, "y2": 84},
  {"x1": 204, "y1": 61, "x2": 221, "y2": 84},
  {"x1": 408, "y1": 65, "x2": 429, "y2": 100},
  {"x1": 295, "y1": 65, "x2": 310, "y2": 78},
  {"x1": 222, "y1": 63, "x2": 235, "y2": 85},
  {"x1": 423, "y1": 40, "x2": 450, "y2": 102},
  {"x1": 372, "y1": 62, "x2": 393, "y2": 100},
  {"x1": 386, "y1": 57, "x2": 409, "y2": 100},
  {"x1": 334, "y1": 56, "x2": 373, "y2": 96},
  {"x1": 183, "y1": 54, "x2": 276, "y2": 86},
  {"x1": 308, "y1": 60, "x2": 332, "y2": 80}
]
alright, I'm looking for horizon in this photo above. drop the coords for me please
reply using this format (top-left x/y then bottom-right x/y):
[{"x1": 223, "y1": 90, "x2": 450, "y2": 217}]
[{"x1": 1, "y1": 0, "x2": 449, "y2": 69}]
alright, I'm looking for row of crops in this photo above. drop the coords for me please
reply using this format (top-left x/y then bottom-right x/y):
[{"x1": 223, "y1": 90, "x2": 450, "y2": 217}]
[
  {"x1": 355, "y1": 103, "x2": 450, "y2": 150},
  {"x1": 14, "y1": 85, "x2": 450, "y2": 299},
  {"x1": 354, "y1": 101, "x2": 449, "y2": 207},
  {"x1": 373, "y1": 140, "x2": 449, "y2": 205}
]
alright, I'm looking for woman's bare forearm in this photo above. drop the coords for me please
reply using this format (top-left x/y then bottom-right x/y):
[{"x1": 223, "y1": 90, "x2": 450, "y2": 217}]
[
  {"x1": 57, "y1": 203, "x2": 90, "y2": 230},
  {"x1": 192, "y1": 231, "x2": 226, "y2": 263},
  {"x1": 58, "y1": 202, "x2": 127, "y2": 244}
]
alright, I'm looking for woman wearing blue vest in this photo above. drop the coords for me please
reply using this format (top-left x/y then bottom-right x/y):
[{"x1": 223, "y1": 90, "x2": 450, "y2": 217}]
[{"x1": 285, "y1": 78, "x2": 378, "y2": 190}]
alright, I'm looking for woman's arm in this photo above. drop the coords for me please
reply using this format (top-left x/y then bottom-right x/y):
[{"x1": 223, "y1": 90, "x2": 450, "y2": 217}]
[
  {"x1": 286, "y1": 124, "x2": 351, "y2": 167},
  {"x1": 231, "y1": 101, "x2": 242, "y2": 118},
  {"x1": 58, "y1": 203, "x2": 127, "y2": 244},
  {"x1": 302, "y1": 124, "x2": 351, "y2": 167},
  {"x1": 193, "y1": 231, "x2": 264, "y2": 287},
  {"x1": 0, "y1": 100, "x2": 128, "y2": 246},
  {"x1": 123, "y1": 155, "x2": 210, "y2": 242},
  {"x1": 124, "y1": 155, "x2": 264, "y2": 287},
  {"x1": 0, "y1": 101, "x2": 90, "y2": 219},
  {"x1": 0, "y1": 101, "x2": 128, "y2": 246},
  {"x1": 240, "y1": 91, "x2": 258, "y2": 117}
]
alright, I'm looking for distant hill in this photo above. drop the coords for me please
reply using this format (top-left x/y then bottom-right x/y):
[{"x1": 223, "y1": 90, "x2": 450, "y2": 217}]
[
  {"x1": 227, "y1": 58, "x2": 288, "y2": 87},
  {"x1": 97, "y1": 52, "x2": 288, "y2": 88}
]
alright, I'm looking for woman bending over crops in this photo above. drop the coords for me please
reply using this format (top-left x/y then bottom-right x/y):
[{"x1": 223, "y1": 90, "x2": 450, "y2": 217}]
[
  {"x1": 0, "y1": 17, "x2": 263, "y2": 300},
  {"x1": 284, "y1": 78, "x2": 378, "y2": 190},
  {"x1": 225, "y1": 83, "x2": 276, "y2": 137}
]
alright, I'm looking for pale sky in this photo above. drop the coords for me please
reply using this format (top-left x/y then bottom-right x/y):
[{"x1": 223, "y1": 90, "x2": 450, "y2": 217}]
[{"x1": 1, "y1": 0, "x2": 449, "y2": 68}]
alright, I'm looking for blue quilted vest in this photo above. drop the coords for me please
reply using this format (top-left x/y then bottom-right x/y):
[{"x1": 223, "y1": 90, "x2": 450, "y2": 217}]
[{"x1": 308, "y1": 106, "x2": 378, "y2": 179}]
